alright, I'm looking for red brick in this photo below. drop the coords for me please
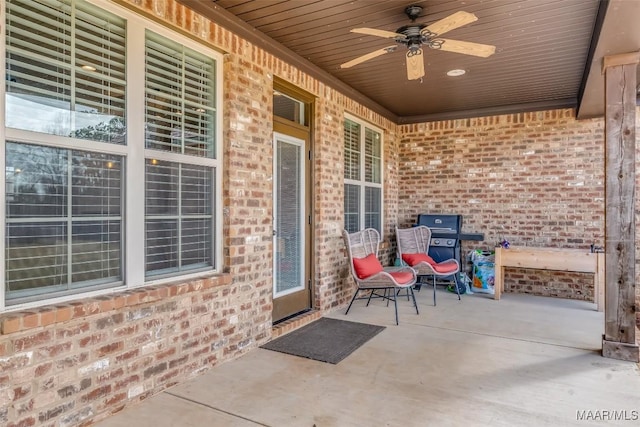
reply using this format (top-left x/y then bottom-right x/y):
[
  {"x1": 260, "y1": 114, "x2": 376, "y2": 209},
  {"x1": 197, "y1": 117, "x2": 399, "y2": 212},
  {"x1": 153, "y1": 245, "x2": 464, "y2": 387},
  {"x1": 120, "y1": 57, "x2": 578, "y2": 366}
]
[
  {"x1": 55, "y1": 306, "x2": 72, "y2": 323},
  {"x1": 22, "y1": 313, "x2": 39, "y2": 330},
  {"x1": 81, "y1": 385, "x2": 112, "y2": 403},
  {"x1": 13, "y1": 331, "x2": 52, "y2": 352},
  {"x1": 39, "y1": 310, "x2": 56, "y2": 327},
  {"x1": 1, "y1": 316, "x2": 22, "y2": 335}
]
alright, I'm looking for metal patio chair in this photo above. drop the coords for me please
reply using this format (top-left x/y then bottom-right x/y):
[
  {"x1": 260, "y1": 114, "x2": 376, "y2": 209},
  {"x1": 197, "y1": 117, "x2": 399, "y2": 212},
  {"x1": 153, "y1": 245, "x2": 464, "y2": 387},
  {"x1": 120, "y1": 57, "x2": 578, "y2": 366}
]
[
  {"x1": 343, "y1": 228, "x2": 418, "y2": 325},
  {"x1": 396, "y1": 225, "x2": 461, "y2": 306}
]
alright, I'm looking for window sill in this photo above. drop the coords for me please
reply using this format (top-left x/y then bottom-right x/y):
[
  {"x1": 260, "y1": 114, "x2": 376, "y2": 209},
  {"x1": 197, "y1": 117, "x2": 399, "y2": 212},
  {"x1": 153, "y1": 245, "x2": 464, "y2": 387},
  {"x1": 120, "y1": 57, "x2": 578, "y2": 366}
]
[{"x1": 0, "y1": 272, "x2": 232, "y2": 336}]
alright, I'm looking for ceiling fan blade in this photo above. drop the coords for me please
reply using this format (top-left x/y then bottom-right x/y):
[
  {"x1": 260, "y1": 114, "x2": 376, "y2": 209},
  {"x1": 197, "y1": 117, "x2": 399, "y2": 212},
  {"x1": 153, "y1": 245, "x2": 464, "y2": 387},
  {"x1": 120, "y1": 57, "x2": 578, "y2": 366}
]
[
  {"x1": 436, "y1": 38, "x2": 496, "y2": 57},
  {"x1": 351, "y1": 28, "x2": 406, "y2": 40},
  {"x1": 406, "y1": 50, "x2": 425, "y2": 80},
  {"x1": 340, "y1": 45, "x2": 397, "y2": 69},
  {"x1": 423, "y1": 11, "x2": 478, "y2": 36}
]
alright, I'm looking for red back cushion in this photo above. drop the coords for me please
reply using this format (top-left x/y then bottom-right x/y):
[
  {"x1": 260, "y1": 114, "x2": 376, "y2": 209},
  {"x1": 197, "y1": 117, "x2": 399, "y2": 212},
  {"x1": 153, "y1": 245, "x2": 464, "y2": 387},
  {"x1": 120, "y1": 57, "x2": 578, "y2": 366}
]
[
  {"x1": 352, "y1": 253, "x2": 383, "y2": 279},
  {"x1": 402, "y1": 253, "x2": 435, "y2": 267}
]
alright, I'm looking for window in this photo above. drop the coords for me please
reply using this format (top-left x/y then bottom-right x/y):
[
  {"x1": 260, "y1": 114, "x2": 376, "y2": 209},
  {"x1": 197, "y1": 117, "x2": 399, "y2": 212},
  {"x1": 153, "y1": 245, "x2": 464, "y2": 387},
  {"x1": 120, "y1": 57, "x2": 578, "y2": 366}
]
[
  {"x1": 145, "y1": 160, "x2": 213, "y2": 277},
  {"x1": 343, "y1": 115, "x2": 383, "y2": 234},
  {"x1": 144, "y1": 32, "x2": 217, "y2": 278},
  {"x1": 5, "y1": 143, "x2": 123, "y2": 301},
  {"x1": 5, "y1": 0, "x2": 126, "y2": 141},
  {"x1": 2, "y1": 0, "x2": 222, "y2": 309}
]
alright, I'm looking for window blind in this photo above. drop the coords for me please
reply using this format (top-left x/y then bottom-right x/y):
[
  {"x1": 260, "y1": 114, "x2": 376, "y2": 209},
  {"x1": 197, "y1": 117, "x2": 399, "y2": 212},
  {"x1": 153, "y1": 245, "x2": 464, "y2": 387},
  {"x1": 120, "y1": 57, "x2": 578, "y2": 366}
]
[
  {"x1": 343, "y1": 116, "x2": 383, "y2": 235},
  {"x1": 145, "y1": 160, "x2": 213, "y2": 276},
  {"x1": 145, "y1": 32, "x2": 216, "y2": 158},
  {"x1": 5, "y1": 0, "x2": 126, "y2": 142},
  {"x1": 5, "y1": 142, "x2": 123, "y2": 301},
  {"x1": 365, "y1": 187, "x2": 381, "y2": 231},
  {"x1": 344, "y1": 183, "x2": 360, "y2": 233},
  {"x1": 365, "y1": 128, "x2": 382, "y2": 184},
  {"x1": 343, "y1": 119, "x2": 360, "y2": 180}
]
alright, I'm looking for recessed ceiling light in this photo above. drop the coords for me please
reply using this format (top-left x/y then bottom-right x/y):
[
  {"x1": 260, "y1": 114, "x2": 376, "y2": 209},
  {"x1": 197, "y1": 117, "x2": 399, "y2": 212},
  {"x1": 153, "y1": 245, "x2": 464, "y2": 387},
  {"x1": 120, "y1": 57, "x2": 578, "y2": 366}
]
[
  {"x1": 446, "y1": 69, "x2": 466, "y2": 77},
  {"x1": 81, "y1": 65, "x2": 97, "y2": 72}
]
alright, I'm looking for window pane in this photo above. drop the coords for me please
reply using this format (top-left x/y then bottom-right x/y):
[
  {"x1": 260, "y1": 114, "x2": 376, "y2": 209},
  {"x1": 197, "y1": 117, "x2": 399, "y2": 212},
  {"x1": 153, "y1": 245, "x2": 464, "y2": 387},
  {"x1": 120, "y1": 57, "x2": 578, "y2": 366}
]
[
  {"x1": 365, "y1": 186, "x2": 381, "y2": 232},
  {"x1": 181, "y1": 164, "x2": 211, "y2": 216},
  {"x1": 5, "y1": 142, "x2": 123, "y2": 302},
  {"x1": 344, "y1": 184, "x2": 360, "y2": 233},
  {"x1": 344, "y1": 119, "x2": 360, "y2": 180},
  {"x1": 72, "y1": 152, "x2": 122, "y2": 217},
  {"x1": 181, "y1": 218, "x2": 211, "y2": 269},
  {"x1": 145, "y1": 160, "x2": 213, "y2": 277},
  {"x1": 145, "y1": 31, "x2": 216, "y2": 158},
  {"x1": 145, "y1": 219, "x2": 178, "y2": 274},
  {"x1": 273, "y1": 92, "x2": 306, "y2": 125},
  {"x1": 6, "y1": 222, "x2": 68, "y2": 298},
  {"x1": 6, "y1": 143, "x2": 67, "y2": 218},
  {"x1": 365, "y1": 128, "x2": 381, "y2": 184},
  {"x1": 71, "y1": 220, "x2": 121, "y2": 284},
  {"x1": 146, "y1": 160, "x2": 179, "y2": 216},
  {"x1": 6, "y1": 0, "x2": 126, "y2": 143}
]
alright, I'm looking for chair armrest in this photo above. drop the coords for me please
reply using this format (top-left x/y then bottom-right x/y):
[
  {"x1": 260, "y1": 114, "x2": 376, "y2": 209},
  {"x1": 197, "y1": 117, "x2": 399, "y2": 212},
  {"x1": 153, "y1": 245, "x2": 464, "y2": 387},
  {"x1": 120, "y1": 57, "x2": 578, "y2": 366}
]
[
  {"x1": 383, "y1": 266, "x2": 415, "y2": 274},
  {"x1": 359, "y1": 267, "x2": 417, "y2": 287},
  {"x1": 412, "y1": 259, "x2": 460, "y2": 276}
]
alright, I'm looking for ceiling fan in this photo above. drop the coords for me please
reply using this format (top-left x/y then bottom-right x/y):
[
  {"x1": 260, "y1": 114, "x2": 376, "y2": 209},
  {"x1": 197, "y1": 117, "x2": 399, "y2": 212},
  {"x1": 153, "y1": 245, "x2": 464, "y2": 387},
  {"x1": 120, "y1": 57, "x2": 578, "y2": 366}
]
[{"x1": 340, "y1": 5, "x2": 496, "y2": 81}]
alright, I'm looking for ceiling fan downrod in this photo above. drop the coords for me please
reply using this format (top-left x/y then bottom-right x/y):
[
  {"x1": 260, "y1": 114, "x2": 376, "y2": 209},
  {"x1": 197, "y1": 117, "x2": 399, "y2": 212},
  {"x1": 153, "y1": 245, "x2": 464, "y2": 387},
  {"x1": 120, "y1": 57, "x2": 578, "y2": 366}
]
[{"x1": 404, "y1": 5, "x2": 423, "y2": 21}]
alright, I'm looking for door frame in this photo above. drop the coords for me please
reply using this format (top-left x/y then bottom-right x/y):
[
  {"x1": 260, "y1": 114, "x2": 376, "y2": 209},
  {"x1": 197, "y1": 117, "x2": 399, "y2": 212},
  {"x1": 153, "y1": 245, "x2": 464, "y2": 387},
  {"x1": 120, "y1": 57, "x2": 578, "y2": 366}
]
[{"x1": 271, "y1": 80, "x2": 315, "y2": 323}]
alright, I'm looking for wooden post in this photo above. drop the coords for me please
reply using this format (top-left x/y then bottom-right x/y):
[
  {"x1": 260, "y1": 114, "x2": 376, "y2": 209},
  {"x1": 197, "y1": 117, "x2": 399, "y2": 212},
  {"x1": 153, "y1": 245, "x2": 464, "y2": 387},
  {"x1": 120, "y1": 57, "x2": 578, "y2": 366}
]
[{"x1": 601, "y1": 51, "x2": 640, "y2": 362}]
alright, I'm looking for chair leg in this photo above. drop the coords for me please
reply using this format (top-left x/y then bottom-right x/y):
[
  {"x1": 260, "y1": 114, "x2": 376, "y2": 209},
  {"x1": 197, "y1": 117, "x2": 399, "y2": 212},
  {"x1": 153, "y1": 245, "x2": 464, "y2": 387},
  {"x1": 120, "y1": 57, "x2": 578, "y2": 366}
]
[
  {"x1": 345, "y1": 289, "x2": 359, "y2": 315},
  {"x1": 453, "y1": 274, "x2": 461, "y2": 301},
  {"x1": 433, "y1": 276, "x2": 437, "y2": 306},
  {"x1": 366, "y1": 289, "x2": 375, "y2": 306},
  {"x1": 393, "y1": 287, "x2": 399, "y2": 325},
  {"x1": 410, "y1": 286, "x2": 419, "y2": 315},
  {"x1": 395, "y1": 287, "x2": 410, "y2": 301}
]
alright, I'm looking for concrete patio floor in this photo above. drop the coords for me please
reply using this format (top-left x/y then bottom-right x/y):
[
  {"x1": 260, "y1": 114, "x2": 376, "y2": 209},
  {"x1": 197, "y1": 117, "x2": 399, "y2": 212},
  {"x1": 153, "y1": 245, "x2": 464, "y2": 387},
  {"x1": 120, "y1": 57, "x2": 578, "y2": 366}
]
[{"x1": 97, "y1": 289, "x2": 640, "y2": 427}]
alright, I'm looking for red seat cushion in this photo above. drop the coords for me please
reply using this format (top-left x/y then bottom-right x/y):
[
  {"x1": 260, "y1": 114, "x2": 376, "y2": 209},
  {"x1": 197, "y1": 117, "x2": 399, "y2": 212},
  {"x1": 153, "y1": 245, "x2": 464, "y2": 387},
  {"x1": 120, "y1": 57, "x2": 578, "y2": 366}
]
[
  {"x1": 389, "y1": 271, "x2": 414, "y2": 285},
  {"x1": 402, "y1": 252, "x2": 435, "y2": 267},
  {"x1": 352, "y1": 253, "x2": 383, "y2": 279},
  {"x1": 432, "y1": 261, "x2": 458, "y2": 274}
]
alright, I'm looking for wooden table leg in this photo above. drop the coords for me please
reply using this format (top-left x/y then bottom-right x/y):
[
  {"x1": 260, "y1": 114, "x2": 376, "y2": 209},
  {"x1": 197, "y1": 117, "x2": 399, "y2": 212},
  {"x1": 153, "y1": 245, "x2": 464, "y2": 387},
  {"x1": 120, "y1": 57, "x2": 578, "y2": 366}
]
[
  {"x1": 494, "y1": 247, "x2": 503, "y2": 300},
  {"x1": 595, "y1": 252, "x2": 605, "y2": 312}
]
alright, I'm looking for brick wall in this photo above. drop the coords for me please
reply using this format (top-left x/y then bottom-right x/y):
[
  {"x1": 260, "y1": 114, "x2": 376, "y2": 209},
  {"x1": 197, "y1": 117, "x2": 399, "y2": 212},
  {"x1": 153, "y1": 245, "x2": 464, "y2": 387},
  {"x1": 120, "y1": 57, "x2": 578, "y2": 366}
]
[
  {"x1": 398, "y1": 109, "x2": 605, "y2": 300},
  {"x1": 0, "y1": 276, "x2": 233, "y2": 427}
]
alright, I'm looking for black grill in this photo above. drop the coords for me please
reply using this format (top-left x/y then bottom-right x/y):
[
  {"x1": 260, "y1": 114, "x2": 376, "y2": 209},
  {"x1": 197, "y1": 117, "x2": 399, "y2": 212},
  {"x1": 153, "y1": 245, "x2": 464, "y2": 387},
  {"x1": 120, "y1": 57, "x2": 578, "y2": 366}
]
[{"x1": 415, "y1": 214, "x2": 484, "y2": 269}]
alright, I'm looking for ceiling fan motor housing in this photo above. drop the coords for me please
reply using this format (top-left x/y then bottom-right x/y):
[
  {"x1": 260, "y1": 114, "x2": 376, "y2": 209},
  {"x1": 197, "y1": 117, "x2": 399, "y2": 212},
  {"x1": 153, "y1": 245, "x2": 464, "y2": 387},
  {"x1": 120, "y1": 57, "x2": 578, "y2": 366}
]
[{"x1": 396, "y1": 24, "x2": 441, "y2": 51}]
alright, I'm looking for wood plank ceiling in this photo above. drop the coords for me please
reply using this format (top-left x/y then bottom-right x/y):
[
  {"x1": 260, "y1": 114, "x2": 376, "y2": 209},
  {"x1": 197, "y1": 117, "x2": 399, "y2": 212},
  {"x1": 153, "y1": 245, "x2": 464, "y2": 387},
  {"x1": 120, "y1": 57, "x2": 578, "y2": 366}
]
[{"x1": 179, "y1": 0, "x2": 639, "y2": 123}]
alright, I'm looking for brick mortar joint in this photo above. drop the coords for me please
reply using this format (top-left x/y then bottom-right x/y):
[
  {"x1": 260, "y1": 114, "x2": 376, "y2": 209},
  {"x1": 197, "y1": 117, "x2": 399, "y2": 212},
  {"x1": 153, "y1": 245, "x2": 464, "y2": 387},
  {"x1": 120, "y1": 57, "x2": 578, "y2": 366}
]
[{"x1": 0, "y1": 273, "x2": 232, "y2": 336}]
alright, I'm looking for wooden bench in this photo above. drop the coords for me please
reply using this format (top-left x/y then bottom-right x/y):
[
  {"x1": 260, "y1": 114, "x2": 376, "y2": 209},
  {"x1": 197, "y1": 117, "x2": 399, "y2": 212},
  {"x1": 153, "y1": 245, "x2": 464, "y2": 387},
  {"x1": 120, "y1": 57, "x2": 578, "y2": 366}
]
[{"x1": 494, "y1": 246, "x2": 605, "y2": 311}]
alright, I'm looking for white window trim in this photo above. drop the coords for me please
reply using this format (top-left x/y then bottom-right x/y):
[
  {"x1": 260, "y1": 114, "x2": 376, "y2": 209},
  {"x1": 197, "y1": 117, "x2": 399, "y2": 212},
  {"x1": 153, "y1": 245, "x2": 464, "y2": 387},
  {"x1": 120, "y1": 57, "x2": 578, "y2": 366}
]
[
  {"x1": 0, "y1": 0, "x2": 224, "y2": 312},
  {"x1": 0, "y1": 0, "x2": 6, "y2": 312},
  {"x1": 344, "y1": 113, "x2": 384, "y2": 236}
]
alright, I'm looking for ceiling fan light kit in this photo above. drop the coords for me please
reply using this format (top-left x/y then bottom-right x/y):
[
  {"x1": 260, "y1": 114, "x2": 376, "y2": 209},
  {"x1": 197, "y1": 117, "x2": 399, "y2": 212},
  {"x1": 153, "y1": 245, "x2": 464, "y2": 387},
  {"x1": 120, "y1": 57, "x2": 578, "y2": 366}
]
[
  {"x1": 341, "y1": 5, "x2": 496, "y2": 81},
  {"x1": 447, "y1": 69, "x2": 466, "y2": 77}
]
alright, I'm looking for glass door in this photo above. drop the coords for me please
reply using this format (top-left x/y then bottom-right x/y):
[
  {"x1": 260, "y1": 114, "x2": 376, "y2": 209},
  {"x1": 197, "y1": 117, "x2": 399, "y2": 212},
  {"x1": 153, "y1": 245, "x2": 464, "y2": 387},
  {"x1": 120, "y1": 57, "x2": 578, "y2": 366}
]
[{"x1": 272, "y1": 132, "x2": 310, "y2": 322}]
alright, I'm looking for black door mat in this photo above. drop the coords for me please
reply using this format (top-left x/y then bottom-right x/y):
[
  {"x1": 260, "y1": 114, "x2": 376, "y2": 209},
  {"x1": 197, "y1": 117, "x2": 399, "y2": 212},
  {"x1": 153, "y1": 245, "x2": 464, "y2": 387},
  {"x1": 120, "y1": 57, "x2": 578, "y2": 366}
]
[{"x1": 261, "y1": 317, "x2": 385, "y2": 364}]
